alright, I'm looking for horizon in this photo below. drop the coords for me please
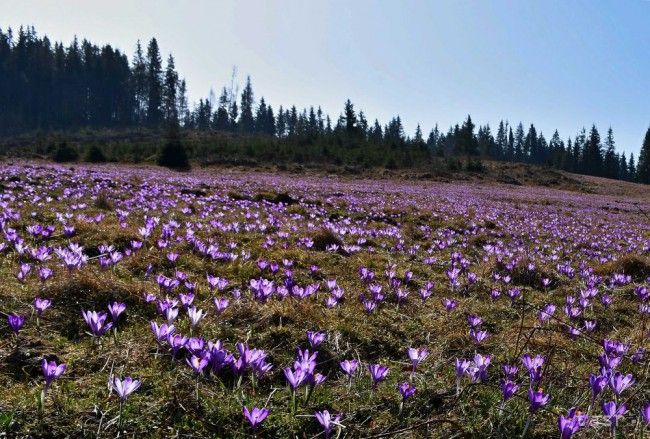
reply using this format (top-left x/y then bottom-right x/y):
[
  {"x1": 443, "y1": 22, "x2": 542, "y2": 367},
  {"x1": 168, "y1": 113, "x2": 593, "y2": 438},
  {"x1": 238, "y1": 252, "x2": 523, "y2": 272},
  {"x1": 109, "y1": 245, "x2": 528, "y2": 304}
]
[{"x1": 2, "y1": 0, "x2": 649, "y2": 155}]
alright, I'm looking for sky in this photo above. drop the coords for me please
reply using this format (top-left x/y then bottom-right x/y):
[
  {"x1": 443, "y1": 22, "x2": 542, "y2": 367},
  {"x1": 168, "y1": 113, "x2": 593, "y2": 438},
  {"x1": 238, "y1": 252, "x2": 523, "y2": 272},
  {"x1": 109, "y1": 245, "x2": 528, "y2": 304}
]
[{"x1": 2, "y1": 0, "x2": 649, "y2": 155}]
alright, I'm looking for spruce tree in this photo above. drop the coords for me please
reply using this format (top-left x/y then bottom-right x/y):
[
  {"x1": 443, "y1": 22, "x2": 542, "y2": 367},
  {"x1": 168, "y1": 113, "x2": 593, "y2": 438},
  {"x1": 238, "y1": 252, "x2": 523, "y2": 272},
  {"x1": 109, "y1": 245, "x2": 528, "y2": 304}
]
[
  {"x1": 582, "y1": 125, "x2": 602, "y2": 176},
  {"x1": 507, "y1": 126, "x2": 515, "y2": 161},
  {"x1": 163, "y1": 55, "x2": 178, "y2": 124},
  {"x1": 619, "y1": 152, "x2": 628, "y2": 181},
  {"x1": 255, "y1": 97, "x2": 268, "y2": 134},
  {"x1": 514, "y1": 123, "x2": 525, "y2": 161},
  {"x1": 495, "y1": 121, "x2": 506, "y2": 160},
  {"x1": 239, "y1": 76, "x2": 254, "y2": 134},
  {"x1": 145, "y1": 38, "x2": 163, "y2": 126},
  {"x1": 131, "y1": 40, "x2": 147, "y2": 124},
  {"x1": 603, "y1": 127, "x2": 618, "y2": 179},
  {"x1": 637, "y1": 126, "x2": 650, "y2": 184}
]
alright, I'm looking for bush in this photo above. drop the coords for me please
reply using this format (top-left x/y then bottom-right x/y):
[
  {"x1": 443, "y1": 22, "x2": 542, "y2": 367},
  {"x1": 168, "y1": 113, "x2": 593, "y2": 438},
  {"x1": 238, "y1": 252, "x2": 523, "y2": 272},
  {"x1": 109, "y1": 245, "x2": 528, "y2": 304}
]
[
  {"x1": 158, "y1": 124, "x2": 190, "y2": 170},
  {"x1": 52, "y1": 142, "x2": 79, "y2": 163},
  {"x1": 85, "y1": 144, "x2": 107, "y2": 163},
  {"x1": 465, "y1": 157, "x2": 486, "y2": 173}
]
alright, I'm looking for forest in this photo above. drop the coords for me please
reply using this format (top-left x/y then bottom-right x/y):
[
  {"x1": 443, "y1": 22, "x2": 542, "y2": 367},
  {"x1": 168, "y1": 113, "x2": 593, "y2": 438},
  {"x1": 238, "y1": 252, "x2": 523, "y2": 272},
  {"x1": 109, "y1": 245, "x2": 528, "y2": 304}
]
[{"x1": 1, "y1": 26, "x2": 649, "y2": 183}]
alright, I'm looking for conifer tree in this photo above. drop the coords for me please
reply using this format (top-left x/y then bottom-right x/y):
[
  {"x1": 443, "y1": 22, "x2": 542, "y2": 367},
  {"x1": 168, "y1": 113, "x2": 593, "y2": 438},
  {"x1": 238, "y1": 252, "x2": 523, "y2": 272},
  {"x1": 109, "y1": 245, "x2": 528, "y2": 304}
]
[
  {"x1": 163, "y1": 55, "x2": 178, "y2": 124},
  {"x1": 603, "y1": 127, "x2": 619, "y2": 179},
  {"x1": 145, "y1": 38, "x2": 163, "y2": 126},
  {"x1": 239, "y1": 76, "x2": 255, "y2": 134},
  {"x1": 637, "y1": 126, "x2": 650, "y2": 184}
]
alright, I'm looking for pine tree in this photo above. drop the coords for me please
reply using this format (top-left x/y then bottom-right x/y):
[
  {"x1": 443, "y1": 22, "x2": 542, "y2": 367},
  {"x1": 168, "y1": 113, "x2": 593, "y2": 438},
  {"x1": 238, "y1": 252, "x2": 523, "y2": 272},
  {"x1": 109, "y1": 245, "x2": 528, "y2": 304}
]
[
  {"x1": 369, "y1": 119, "x2": 383, "y2": 144},
  {"x1": 427, "y1": 124, "x2": 440, "y2": 152},
  {"x1": 239, "y1": 76, "x2": 254, "y2": 134},
  {"x1": 495, "y1": 121, "x2": 506, "y2": 160},
  {"x1": 524, "y1": 124, "x2": 537, "y2": 163},
  {"x1": 276, "y1": 106, "x2": 286, "y2": 137},
  {"x1": 358, "y1": 111, "x2": 368, "y2": 140},
  {"x1": 343, "y1": 99, "x2": 358, "y2": 135},
  {"x1": 573, "y1": 128, "x2": 586, "y2": 172},
  {"x1": 459, "y1": 115, "x2": 477, "y2": 156},
  {"x1": 177, "y1": 79, "x2": 190, "y2": 127},
  {"x1": 637, "y1": 126, "x2": 650, "y2": 184},
  {"x1": 477, "y1": 124, "x2": 495, "y2": 158},
  {"x1": 602, "y1": 127, "x2": 619, "y2": 179},
  {"x1": 582, "y1": 125, "x2": 602, "y2": 176},
  {"x1": 514, "y1": 123, "x2": 525, "y2": 161},
  {"x1": 162, "y1": 55, "x2": 178, "y2": 124},
  {"x1": 619, "y1": 152, "x2": 628, "y2": 181},
  {"x1": 507, "y1": 126, "x2": 515, "y2": 161},
  {"x1": 413, "y1": 124, "x2": 425, "y2": 149},
  {"x1": 549, "y1": 130, "x2": 563, "y2": 167},
  {"x1": 228, "y1": 99, "x2": 238, "y2": 132},
  {"x1": 564, "y1": 138, "x2": 573, "y2": 171},
  {"x1": 265, "y1": 105, "x2": 275, "y2": 136},
  {"x1": 131, "y1": 41, "x2": 147, "y2": 124},
  {"x1": 212, "y1": 88, "x2": 230, "y2": 131},
  {"x1": 255, "y1": 97, "x2": 268, "y2": 134},
  {"x1": 145, "y1": 38, "x2": 163, "y2": 126}
]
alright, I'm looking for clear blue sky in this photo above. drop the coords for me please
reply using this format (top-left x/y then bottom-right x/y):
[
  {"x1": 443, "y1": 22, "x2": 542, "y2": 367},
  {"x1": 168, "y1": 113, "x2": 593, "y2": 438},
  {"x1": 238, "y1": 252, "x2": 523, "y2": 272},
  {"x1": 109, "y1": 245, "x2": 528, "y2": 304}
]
[{"x1": 3, "y1": 0, "x2": 649, "y2": 155}]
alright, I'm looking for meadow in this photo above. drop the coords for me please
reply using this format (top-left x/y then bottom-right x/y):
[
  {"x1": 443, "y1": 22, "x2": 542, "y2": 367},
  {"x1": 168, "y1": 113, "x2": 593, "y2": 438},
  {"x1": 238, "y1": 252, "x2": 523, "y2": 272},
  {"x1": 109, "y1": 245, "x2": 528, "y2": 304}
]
[{"x1": 1, "y1": 162, "x2": 649, "y2": 438}]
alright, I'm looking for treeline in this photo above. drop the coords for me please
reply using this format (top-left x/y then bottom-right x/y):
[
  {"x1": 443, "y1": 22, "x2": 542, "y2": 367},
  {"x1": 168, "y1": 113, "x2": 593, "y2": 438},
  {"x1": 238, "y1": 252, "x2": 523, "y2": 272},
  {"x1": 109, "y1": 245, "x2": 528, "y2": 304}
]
[{"x1": 1, "y1": 26, "x2": 649, "y2": 183}]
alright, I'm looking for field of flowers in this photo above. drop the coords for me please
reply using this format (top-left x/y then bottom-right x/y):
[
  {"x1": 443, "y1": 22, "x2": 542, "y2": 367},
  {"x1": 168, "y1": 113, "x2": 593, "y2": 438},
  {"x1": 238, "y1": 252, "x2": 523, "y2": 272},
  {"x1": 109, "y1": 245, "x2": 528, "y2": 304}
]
[{"x1": 1, "y1": 162, "x2": 650, "y2": 438}]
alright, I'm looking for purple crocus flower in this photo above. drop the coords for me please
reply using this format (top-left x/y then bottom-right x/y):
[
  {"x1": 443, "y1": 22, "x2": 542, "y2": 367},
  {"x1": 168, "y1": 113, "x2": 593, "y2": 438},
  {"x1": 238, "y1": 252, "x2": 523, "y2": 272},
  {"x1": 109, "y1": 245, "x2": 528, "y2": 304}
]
[
  {"x1": 243, "y1": 406, "x2": 269, "y2": 430},
  {"x1": 407, "y1": 347, "x2": 428, "y2": 372},
  {"x1": 42, "y1": 358, "x2": 65, "y2": 390},
  {"x1": 307, "y1": 331, "x2": 326, "y2": 348},
  {"x1": 7, "y1": 314, "x2": 25, "y2": 333},
  {"x1": 110, "y1": 376, "x2": 141, "y2": 401},
  {"x1": 589, "y1": 373, "x2": 608, "y2": 400},
  {"x1": 283, "y1": 367, "x2": 307, "y2": 390},
  {"x1": 186, "y1": 354, "x2": 209, "y2": 375},
  {"x1": 501, "y1": 364, "x2": 518, "y2": 379},
  {"x1": 213, "y1": 297, "x2": 229, "y2": 315},
  {"x1": 186, "y1": 306, "x2": 205, "y2": 328},
  {"x1": 521, "y1": 354, "x2": 545, "y2": 383},
  {"x1": 398, "y1": 381, "x2": 416, "y2": 400},
  {"x1": 470, "y1": 329, "x2": 489, "y2": 344},
  {"x1": 108, "y1": 302, "x2": 126, "y2": 322},
  {"x1": 528, "y1": 388, "x2": 550, "y2": 413},
  {"x1": 442, "y1": 298, "x2": 457, "y2": 313},
  {"x1": 165, "y1": 307, "x2": 179, "y2": 324},
  {"x1": 81, "y1": 310, "x2": 113, "y2": 337},
  {"x1": 500, "y1": 379, "x2": 519, "y2": 401},
  {"x1": 368, "y1": 364, "x2": 389, "y2": 388},
  {"x1": 558, "y1": 407, "x2": 588, "y2": 439},
  {"x1": 39, "y1": 267, "x2": 53, "y2": 283},
  {"x1": 150, "y1": 322, "x2": 175, "y2": 343},
  {"x1": 641, "y1": 401, "x2": 650, "y2": 426},
  {"x1": 340, "y1": 359, "x2": 359, "y2": 377},
  {"x1": 315, "y1": 410, "x2": 342, "y2": 439},
  {"x1": 167, "y1": 333, "x2": 188, "y2": 358},
  {"x1": 455, "y1": 358, "x2": 470, "y2": 379},
  {"x1": 33, "y1": 298, "x2": 52, "y2": 315},
  {"x1": 538, "y1": 303, "x2": 556, "y2": 323},
  {"x1": 608, "y1": 372, "x2": 634, "y2": 396},
  {"x1": 602, "y1": 401, "x2": 626, "y2": 433},
  {"x1": 179, "y1": 292, "x2": 195, "y2": 308},
  {"x1": 467, "y1": 314, "x2": 482, "y2": 328}
]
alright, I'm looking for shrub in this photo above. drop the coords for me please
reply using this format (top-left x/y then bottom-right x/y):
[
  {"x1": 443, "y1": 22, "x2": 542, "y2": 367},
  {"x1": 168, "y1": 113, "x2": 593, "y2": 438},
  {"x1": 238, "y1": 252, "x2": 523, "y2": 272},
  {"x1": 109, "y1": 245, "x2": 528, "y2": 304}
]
[
  {"x1": 85, "y1": 144, "x2": 107, "y2": 163},
  {"x1": 52, "y1": 142, "x2": 78, "y2": 163},
  {"x1": 158, "y1": 139, "x2": 190, "y2": 170}
]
